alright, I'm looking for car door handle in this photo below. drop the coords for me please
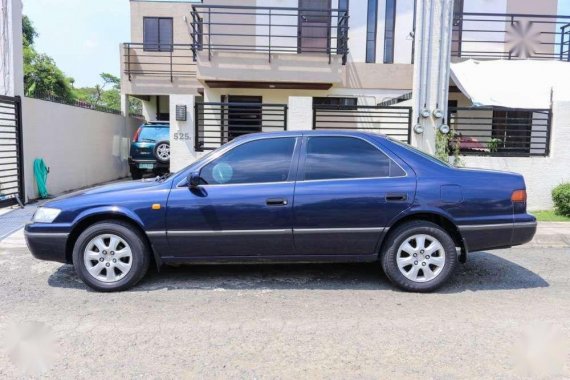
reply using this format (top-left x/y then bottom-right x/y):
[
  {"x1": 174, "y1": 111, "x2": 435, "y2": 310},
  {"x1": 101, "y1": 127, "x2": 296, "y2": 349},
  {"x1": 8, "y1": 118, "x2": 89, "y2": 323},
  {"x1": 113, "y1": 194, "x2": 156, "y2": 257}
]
[
  {"x1": 266, "y1": 198, "x2": 288, "y2": 206},
  {"x1": 386, "y1": 193, "x2": 408, "y2": 202}
]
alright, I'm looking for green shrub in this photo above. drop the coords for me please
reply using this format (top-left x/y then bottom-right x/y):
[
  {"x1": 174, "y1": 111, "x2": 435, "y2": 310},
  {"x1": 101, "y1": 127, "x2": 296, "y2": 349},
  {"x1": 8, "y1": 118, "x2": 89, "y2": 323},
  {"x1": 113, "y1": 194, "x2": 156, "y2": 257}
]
[{"x1": 552, "y1": 183, "x2": 570, "y2": 217}]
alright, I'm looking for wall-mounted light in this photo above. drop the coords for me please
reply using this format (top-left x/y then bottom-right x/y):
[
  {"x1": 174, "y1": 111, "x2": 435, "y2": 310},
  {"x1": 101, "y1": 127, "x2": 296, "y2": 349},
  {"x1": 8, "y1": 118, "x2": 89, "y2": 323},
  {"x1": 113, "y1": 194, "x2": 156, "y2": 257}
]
[
  {"x1": 176, "y1": 105, "x2": 187, "y2": 121},
  {"x1": 414, "y1": 124, "x2": 425, "y2": 134}
]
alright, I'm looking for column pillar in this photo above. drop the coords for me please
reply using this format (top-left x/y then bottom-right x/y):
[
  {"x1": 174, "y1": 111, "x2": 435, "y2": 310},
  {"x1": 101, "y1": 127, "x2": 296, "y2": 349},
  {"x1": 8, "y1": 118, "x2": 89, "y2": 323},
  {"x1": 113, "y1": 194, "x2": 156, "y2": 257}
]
[
  {"x1": 410, "y1": 0, "x2": 454, "y2": 154},
  {"x1": 0, "y1": 0, "x2": 24, "y2": 96},
  {"x1": 169, "y1": 95, "x2": 197, "y2": 172}
]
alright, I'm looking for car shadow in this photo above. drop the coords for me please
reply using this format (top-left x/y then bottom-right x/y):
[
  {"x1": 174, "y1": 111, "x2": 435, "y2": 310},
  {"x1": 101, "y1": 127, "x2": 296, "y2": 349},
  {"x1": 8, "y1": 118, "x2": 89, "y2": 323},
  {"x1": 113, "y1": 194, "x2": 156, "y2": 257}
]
[{"x1": 47, "y1": 251, "x2": 549, "y2": 293}]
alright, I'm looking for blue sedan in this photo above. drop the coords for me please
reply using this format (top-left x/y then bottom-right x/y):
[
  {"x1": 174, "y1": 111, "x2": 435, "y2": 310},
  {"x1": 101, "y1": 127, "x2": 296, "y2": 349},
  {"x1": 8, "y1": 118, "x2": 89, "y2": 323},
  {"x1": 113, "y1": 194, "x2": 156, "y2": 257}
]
[{"x1": 25, "y1": 131, "x2": 537, "y2": 292}]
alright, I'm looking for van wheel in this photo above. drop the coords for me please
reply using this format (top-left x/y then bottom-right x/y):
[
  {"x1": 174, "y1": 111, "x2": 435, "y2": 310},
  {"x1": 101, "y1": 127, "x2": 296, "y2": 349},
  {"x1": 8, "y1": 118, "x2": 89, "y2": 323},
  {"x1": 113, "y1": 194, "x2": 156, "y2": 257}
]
[
  {"x1": 73, "y1": 221, "x2": 150, "y2": 292},
  {"x1": 381, "y1": 221, "x2": 458, "y2": 292}
]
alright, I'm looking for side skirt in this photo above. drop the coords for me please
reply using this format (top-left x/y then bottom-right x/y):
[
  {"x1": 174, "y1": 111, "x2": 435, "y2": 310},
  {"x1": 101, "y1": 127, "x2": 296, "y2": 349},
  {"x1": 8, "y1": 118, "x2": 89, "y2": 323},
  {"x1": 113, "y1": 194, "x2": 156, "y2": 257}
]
[{"x1": 160, "y1": 254, "x2": 380, "y2": 266}]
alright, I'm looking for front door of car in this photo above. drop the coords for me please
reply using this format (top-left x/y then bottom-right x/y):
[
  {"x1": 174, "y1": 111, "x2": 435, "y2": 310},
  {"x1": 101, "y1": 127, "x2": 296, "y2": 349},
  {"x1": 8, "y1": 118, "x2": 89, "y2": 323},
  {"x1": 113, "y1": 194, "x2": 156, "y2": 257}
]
[
  {"x1": 293, "y1": 136, "x2": 416, "y2": 256},
  {"x1": 165, "y1": 137, "x2": 300, "y2": 259}
]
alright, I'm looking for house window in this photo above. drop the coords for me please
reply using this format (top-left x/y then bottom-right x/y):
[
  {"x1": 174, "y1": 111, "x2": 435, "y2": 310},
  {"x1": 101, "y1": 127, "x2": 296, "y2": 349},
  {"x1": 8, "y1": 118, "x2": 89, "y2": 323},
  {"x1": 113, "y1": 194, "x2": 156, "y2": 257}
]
[
  {"x1": 383, "y1": 0, "x2": 397, "y2": 63},
  {"x1": 491, "y1": 109, "x2": 533, "y2": 154},
  {"x1": 366, "y1": 0, "x2": 379, "y2": 63},
  {"x1": 143, "y1": 17, "x2": 173, "y2": 52},
  {"x1": 313, "y1": 97, "x2": 358, "y2": 109}
]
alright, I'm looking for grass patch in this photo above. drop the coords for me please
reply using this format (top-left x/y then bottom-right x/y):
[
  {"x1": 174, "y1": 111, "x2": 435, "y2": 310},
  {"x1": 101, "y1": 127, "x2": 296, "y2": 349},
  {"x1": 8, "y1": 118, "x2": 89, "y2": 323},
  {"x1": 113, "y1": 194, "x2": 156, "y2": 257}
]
[{"x1": 532, "y1": 210, "x2": 570, "y2": 222}]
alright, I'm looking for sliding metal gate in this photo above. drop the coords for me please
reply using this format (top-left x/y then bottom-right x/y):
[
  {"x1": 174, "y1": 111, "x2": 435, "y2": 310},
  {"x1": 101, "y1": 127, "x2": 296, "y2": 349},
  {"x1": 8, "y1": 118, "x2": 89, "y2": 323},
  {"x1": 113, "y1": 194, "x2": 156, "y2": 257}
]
[
  {"x1": 0, "y1": 95, "x2": 24, "y2": 207},
  {"x1": 313, "y1": 105, "x2": 413, "y2": 143}
]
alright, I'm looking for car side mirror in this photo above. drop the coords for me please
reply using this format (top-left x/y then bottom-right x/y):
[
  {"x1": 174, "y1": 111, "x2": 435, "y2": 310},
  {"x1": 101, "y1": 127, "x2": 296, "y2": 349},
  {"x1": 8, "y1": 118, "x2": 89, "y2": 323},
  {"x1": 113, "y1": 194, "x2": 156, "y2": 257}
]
[{"x1": 188, "y1": 172, "x2": 203, "y2": 188}]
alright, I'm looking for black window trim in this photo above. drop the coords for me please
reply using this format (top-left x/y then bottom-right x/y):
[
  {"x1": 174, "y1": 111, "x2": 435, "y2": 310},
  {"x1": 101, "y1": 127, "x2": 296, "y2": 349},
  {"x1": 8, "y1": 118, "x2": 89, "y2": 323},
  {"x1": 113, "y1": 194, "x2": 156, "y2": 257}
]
[
  {"x1": 298, "y1": 135, "x2": 408, "y2": 183},
  {"x1": 193, "y1": 136, "x2": 302, "y2": 187},
  {"x1": 143, "y1": 16, "x2": 174, "y2": 52}
]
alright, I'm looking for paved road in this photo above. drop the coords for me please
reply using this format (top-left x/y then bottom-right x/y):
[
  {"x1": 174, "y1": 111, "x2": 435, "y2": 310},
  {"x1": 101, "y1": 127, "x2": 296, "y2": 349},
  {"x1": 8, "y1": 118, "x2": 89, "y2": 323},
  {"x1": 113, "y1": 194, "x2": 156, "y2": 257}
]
[{"x1": 0, "y1": 229, "x2": 569, "y2": 379}]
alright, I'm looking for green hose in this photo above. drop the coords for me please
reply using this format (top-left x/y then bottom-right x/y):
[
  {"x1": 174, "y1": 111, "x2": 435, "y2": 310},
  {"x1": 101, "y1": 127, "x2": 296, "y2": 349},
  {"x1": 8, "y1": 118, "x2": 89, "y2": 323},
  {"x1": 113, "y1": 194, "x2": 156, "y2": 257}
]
[{"x1": 33, "y1": 158, "x2": 49, "y2": 199}]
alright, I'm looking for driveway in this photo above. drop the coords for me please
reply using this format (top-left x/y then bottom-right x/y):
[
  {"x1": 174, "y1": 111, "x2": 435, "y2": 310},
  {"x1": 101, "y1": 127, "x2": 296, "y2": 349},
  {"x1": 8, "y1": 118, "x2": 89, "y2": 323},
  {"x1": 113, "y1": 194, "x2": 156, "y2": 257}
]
[{"x1": 0, "y1": 227, "x2": 569, "y2": 379}]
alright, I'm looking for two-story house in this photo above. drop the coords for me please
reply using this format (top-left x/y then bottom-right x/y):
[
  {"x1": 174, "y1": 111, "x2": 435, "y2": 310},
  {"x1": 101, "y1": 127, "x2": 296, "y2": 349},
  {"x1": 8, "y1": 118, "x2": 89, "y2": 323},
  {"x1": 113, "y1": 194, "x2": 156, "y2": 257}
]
[{"x1": 120, "y1": 0, "x2": 569, "y2": 169}]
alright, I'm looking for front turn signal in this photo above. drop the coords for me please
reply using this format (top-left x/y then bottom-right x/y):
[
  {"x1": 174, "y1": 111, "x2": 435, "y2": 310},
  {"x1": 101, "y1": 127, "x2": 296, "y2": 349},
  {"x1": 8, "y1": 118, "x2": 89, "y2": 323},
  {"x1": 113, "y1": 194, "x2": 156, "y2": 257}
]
[{"x1": 511, "y1": 190, "x2": 527, "y2": 203}]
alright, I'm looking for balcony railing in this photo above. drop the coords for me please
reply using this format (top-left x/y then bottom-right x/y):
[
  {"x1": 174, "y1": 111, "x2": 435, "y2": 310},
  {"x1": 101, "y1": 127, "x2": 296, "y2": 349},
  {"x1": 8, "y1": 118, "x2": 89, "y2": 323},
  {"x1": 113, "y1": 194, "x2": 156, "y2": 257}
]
[
  {"x1": 190, "y1": 4, "x2": 349, "y2": 64},
  {"x1": 448, "y1": 107, "x2": 551, "y2": 157},
  {"x1": 452, "y1": 13, "x2": 570, "y2": 61},
  {"x1": 123, "y1": 43, "x2": 197, "y2": 81},
  {"x1": 562, "y1": 23, "x2": 570, "y2": 61}
]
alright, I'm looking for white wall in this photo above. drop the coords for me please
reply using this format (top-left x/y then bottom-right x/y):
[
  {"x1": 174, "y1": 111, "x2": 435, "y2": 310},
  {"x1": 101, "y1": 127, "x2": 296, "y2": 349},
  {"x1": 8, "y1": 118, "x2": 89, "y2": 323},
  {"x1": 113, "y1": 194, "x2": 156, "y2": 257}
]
[
  {"x1": 461, "y1": 97, "x2": 570, "y2": 211},
  {"x1": 22, "y1": 98, "x2": 140, "y2": 200}
]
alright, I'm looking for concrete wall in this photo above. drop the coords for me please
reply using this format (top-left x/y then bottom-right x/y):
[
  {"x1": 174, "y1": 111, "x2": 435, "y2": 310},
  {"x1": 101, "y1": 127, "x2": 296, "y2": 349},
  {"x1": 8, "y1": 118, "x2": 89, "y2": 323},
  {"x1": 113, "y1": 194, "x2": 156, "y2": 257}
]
[
  {"x1": 22, "y1": 98, "x2": 140, "y2": 200},
  {"x1": 461, "y1": 97, "x2": 570, "y2": 211}
]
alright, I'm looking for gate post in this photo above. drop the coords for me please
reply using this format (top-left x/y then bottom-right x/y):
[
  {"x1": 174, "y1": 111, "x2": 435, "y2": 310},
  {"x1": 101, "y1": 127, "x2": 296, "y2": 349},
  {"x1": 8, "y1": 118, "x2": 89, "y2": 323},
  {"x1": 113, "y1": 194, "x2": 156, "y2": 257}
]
[
  {"x1": 169, "y1": 95, "x2": 197, "y2": 172},
  {"x1": 287, "y1": 97, "x2": 313, "y2": 131}
]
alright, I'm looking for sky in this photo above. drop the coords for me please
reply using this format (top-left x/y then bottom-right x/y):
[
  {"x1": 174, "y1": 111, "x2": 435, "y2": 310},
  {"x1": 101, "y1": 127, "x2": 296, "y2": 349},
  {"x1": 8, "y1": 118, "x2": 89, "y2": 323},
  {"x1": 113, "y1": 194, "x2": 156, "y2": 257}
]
[{"x1": 22, "y1": 0, "x2": 570, "y2": 88}]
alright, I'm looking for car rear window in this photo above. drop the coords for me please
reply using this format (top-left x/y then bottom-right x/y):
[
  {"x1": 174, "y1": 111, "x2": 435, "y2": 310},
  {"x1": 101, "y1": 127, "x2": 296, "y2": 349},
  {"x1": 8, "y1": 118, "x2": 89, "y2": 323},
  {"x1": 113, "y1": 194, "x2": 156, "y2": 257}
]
[{"x1": 138, "y1": 126, "x2": 169, "y2": 142}]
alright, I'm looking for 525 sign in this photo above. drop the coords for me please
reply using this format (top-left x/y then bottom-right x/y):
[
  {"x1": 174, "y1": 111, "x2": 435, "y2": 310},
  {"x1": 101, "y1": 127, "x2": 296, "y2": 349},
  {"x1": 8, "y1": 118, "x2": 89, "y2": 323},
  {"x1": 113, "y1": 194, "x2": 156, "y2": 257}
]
[{"x1": 173, "y1": 132, "x2": 191, "y2": 141}]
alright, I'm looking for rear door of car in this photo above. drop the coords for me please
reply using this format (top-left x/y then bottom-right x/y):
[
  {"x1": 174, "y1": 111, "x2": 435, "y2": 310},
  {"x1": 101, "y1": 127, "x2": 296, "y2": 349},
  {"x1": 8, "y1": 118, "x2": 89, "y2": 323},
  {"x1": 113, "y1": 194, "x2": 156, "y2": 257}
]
[{"x1": 292, "y1": 135, "x2": 416, "y2": 256}]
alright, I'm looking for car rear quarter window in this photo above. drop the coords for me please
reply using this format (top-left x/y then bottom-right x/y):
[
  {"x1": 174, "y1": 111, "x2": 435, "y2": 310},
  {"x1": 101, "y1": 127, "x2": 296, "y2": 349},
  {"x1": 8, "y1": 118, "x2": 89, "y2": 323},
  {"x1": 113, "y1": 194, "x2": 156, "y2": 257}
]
[
  {"x1": 200, "y1": 138, "x2": 296, "y2": 185},
  {"x1": 303, "y1": 137, "x2": 405, "y2": 181}
]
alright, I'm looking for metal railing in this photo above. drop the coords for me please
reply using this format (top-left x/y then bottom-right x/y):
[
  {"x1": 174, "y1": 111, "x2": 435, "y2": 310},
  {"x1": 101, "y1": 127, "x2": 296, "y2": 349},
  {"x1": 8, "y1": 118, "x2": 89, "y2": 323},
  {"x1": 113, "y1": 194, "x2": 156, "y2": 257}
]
[
  {"x1": 0, "y1": 95, "x2": 24, "y2": 207},
  {"x1": 123, "y1": 43, "x2": 197, "y2": 81},
  {"x1": 27, "y1": 92, "x2": 121, "y2": 115},
  {"x1": 561, "y1": 23, "x2": 570, "y2": 61},
  {"x1": 313, "y1": 105, "x2": 412, "y2": 144},
  {"x1": 448, "y1": 107, "x2": 551, "y2": 157},
  {"x1": 195, "y1": 102, "x2": 288, "y2": 151},
  {"x1": 452, "y1": 12, "x2": 570, "y2": 61},
  {"x1": 190, "y1": 4, "x2": 350, "y2": 64}
]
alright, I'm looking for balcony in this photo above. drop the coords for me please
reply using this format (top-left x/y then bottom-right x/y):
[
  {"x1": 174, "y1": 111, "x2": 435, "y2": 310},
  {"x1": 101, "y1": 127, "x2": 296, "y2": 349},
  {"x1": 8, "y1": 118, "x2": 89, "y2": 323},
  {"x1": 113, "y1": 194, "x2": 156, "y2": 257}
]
[
  {"x1": 190, "y1": 4, "x2": 349, "y2": 88},
  {"x1": 452, "y1": 13, "x2": 570, "y2": 61},
  {"x1": 121, "y1": 43, "x2": 199, "y2": 95}
]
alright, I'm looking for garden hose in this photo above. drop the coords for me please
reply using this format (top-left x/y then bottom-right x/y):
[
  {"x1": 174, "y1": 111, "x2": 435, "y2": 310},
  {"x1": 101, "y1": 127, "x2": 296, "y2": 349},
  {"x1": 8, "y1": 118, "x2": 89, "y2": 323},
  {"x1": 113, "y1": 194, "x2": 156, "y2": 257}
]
[{"x1": 33, "y1": 158, "x2": 49, "y2": 199}]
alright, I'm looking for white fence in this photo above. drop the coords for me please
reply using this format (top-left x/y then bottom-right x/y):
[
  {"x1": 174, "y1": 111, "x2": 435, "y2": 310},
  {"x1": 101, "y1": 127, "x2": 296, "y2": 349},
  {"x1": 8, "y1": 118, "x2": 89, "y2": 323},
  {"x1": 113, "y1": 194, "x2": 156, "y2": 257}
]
[{"x1": 22, "y1": 97, "x2": 140, "y2": 200}]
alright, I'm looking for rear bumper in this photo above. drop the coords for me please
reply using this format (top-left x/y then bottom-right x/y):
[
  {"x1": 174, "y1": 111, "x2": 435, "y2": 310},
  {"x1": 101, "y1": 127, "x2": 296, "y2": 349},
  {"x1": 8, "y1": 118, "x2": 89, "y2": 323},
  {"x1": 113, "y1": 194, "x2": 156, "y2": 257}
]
[
  {"x1": 24, "y1": 227, "x2": 68, "y2": 264},
  {"x1": 459, "y1": 220, "x2": 537, "y2": 252},
  {"x1": 128, "y1": 158, "x2": 168, "y2": 169}
]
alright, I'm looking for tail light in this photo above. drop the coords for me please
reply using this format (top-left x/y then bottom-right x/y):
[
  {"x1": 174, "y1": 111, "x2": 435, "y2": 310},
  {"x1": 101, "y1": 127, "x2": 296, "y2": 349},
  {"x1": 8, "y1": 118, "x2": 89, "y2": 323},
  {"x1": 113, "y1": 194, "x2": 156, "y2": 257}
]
[
  {"x1": 511, "y1": 190, "x2": 527, "y2": 203},
  {"x1": 133, "y1": 127, "x2": 142, "y2": 142}
]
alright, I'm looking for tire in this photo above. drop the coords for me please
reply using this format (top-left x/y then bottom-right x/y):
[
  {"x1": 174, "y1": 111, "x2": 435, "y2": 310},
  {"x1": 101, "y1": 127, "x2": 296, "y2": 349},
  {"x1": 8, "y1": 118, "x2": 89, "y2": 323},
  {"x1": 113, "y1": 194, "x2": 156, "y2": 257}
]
[
  {"x1": 130, "y1": 166, "x2": 143, "y2": 180},
  {"x1": 153, "y1": 141, "x2": 170, "y2": 164},
  {"x1": 72, "y1": 221, "x2": 151, "y2": 292},
  {"x1": 381, "y1": 220, "x2": 458, "y2": 292}
]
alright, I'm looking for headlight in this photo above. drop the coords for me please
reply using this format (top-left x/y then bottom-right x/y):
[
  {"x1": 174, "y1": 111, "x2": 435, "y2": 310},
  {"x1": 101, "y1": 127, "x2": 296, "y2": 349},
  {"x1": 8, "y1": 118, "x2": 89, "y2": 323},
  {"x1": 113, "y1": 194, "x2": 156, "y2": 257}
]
[{"x1": 33, "y1": 207, "x2": 62, "y2": 223}]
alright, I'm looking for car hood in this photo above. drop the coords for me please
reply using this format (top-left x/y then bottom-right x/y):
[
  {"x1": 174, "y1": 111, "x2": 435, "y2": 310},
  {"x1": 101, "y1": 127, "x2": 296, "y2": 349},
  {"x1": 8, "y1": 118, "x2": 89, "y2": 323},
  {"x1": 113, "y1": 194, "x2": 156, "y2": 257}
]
[{"x1": 45, "y1": 179, "x2": 165, "y2": 204}]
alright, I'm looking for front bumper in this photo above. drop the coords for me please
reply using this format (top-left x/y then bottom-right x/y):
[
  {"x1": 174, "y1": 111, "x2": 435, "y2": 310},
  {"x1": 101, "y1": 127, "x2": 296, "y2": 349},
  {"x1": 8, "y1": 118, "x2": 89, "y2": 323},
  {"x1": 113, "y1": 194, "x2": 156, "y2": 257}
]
[{"x1": 24, "y1": 226, "x2": 69, "y2": 264}]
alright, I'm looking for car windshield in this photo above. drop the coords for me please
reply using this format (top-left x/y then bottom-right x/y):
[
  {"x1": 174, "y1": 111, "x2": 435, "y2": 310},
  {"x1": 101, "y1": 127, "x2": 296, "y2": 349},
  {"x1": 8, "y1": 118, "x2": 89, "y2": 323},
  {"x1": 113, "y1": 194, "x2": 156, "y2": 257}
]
[
  {"x1": 139, "y1": 126, "x2": 169, "y2": 142},
  {"x1": 389, "y1": 138, "x2": 452, "y2": 168}
]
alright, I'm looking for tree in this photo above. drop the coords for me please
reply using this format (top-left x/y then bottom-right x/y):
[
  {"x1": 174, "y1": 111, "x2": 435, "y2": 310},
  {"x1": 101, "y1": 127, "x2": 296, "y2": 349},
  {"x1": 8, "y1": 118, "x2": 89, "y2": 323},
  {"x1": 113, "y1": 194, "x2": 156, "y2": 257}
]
[{"x1": 22, "y1": 15, "x2": 75, "y2": 100}]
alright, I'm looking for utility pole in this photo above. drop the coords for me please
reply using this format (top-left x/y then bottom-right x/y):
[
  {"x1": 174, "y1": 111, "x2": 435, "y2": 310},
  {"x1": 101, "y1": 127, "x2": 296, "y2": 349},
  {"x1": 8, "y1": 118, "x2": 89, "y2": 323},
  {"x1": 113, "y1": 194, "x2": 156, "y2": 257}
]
[
  {"x1": 0, "y1": 0, "x2": 24, "y2": 97},
  {"x1": 411, "y1": 0, "x2": 454, "y2": 154}
]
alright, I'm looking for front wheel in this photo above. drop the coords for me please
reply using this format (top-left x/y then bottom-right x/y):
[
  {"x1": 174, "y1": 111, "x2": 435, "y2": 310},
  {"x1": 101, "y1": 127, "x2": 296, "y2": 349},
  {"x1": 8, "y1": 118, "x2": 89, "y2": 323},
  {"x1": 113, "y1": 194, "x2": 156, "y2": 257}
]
[
  {"x1": 72, "y1": 221, "x2": 150, "y2": 292},
  {"x1": 381, "y1": 221, "x2": 458, "y2": 292}
]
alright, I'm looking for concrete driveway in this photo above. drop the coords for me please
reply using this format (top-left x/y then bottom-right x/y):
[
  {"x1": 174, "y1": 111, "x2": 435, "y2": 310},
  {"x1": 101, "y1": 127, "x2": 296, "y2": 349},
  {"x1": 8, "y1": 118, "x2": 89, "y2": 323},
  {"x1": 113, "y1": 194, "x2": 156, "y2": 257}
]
[{"x1": 0, "y1": 227, "x2": 569, "y2": 379}]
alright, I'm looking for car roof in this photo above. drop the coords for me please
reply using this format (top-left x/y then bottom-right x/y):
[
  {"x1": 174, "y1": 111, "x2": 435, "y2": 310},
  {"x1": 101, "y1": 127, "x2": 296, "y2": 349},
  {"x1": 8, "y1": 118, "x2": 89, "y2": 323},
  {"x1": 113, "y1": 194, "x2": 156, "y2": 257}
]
[{"x1": 235, "y1": 130, "x2": 390, "y2": 141}]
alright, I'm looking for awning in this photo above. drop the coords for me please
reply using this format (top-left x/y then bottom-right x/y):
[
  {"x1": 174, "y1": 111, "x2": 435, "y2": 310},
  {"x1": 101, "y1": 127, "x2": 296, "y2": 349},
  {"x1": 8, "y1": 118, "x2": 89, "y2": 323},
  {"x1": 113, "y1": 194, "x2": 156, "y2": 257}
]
[{"x1": 450, "y1": 60, "x2": 570, "y2": 109}]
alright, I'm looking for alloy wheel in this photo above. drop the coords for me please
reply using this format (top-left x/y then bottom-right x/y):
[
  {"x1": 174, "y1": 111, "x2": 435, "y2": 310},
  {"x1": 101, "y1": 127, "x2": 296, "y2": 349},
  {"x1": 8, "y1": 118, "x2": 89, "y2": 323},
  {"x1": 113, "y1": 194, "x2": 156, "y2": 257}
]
[
  {"x1": 156, "y1": 143, "x2": 170, "y2": 161},
  {"x1": 396, "y1": 234, "x2": 446, "y2": 283},
  {"x1": 83, "y1": 234, "x2": 133, "y2": 283}
]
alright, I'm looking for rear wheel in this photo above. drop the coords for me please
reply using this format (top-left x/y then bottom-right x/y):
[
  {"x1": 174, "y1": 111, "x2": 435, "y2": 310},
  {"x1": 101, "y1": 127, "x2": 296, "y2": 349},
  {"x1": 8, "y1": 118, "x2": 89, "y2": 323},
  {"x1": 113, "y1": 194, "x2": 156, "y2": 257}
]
[
  {"x1": 73, "y1": 221, "x2": 150, "y2": 292},
  {"x1": 381, "y1": 221, "x2": 458, "y2": 292}
]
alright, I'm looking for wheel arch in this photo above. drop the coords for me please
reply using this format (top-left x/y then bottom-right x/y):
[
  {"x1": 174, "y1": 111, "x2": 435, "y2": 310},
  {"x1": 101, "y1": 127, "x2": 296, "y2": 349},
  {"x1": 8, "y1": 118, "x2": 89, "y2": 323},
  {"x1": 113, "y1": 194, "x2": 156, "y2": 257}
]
[
  {"x1": 382, "y1": 211, "x2": 467, "y2": 259},
  {"x1": 65, "y1": 211, "x2": 159, "y2": 268}
]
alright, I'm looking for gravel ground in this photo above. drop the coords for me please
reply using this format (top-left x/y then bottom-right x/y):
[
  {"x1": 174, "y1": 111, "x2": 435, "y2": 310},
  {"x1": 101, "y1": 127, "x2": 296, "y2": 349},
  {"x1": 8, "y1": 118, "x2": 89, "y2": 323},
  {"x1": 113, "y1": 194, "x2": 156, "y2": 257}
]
[{"x1": 0, "y1": 228, "x2": 569, "y2": 379}]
